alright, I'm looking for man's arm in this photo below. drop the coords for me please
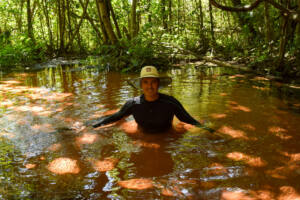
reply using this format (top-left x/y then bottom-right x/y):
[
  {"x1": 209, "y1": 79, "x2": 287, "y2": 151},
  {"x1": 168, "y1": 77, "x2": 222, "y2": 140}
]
[
  {"x1": 92, "y1": 99, "x2": 133, "y2": 128},
  {"x1": 170, "y1": 97, "x2": 215, "y2": 133}
]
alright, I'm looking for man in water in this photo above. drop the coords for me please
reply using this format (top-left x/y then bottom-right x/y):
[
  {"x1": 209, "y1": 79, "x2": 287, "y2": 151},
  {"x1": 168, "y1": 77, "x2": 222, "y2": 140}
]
[{"x1": 92, "y1": 66, "x2": 214, "y2": 133}]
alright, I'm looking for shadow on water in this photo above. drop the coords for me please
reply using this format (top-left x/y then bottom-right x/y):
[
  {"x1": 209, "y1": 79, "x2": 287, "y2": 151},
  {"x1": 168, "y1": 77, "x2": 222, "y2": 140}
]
[{"x1": 0, "y1": 63, "x2": 300, "y2": 199}]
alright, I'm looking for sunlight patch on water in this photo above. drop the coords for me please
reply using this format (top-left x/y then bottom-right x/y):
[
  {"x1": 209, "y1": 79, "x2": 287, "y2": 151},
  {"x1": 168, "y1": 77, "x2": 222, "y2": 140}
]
[
  {"x1": 221, "y1": 189, "x2": 273, "y2": 200},
  {"x1": 31, "y1": 123, "x2": 56, "y2": 133},
  {"x1": 47, "y1": 143, "x2": 62, "y2": 152},
  {"x1": 89, "y1": 157, "x2": 119, "y2": 172},
  {"x1": 218, "y1": 126, "x2": 252, "y2": 140},
  {"x1": 118, "y1": 178, "x2": 154, "y2": 190},
  {"x1": 219, "y1": 92, "x2": 228, "y2": 96},
  {"x1": 210, "y1": 113, "x2": 227, "y2": 119},
  {"x1": 252, "y1": 85, "x2": 270, "y2": 91},
  {"x1": 268, "y1": 126, "x2": 292, "y2": 140},
  {"x1": 75, "y1": 133, "x2": 99, "y2": 148},
  {"x1": 241, "y1": 124, "x2": 256, "y2": 131},
  {"x1": 221, "y1": 185, "x2": 300, "y2": 200},
  {"x1": 266, "y1": 151, "x2": 300, "y2": 179},
  {"x1": 289, "y1": 85, "x2": 300, "y2": 89},
  {"x1": 156, "y1": 179, "x2": 199, "y2": 198},
  {"x1": 131, "y1": 140, "x2": 160, "y2": 149},
  {"x1": 278, "y1": 186, "x2": 300, "y2": 200},
  {"x1": 47, "y1": 157, "x2": 80, "y2": 174},
  {"x1": 120, "y1": 120, "x2": 139, "y2": 135},
  {"x1": 226, "y1": 152, "x2": 267, "y2": 167},
  {"x1": 228, "y1": 101, "x2": 252, "y2": 112},
  {"x1": 229, "y1": 74, "x2": 246, "y2": 79},
  {"x1": 25, "y1": 163, "x2": 36, "y2": 169},
  {"x1": 251, "y1": 76, "x2": 270, "y2": 81},
  {"x1": 206, "y1": 163, "x2": 228, "y2": 176}
]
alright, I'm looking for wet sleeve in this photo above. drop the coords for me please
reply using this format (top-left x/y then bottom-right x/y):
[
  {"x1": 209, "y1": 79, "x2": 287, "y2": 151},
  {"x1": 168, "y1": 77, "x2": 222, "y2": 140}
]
[
  {"x1": 92, "y1": 99, "x2": 133, "y2": 128},
  {"x1": 171, "y1": 97, "x2": 215, "y2": 133},
  {"x1": 171, "y1": 97, "x2": 201, "y2": 126}
]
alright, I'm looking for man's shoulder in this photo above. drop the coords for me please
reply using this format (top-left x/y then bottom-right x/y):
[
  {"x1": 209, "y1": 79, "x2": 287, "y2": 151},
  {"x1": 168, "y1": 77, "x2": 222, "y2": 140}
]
[
  {"x1": 127, "y1": 95, "x2": 142, "y2": 104},
  {"x1": 159, "y1": 93, "x2": 172, "y2": 99},
  {"x1": 120, "y1": 96, "x2": 141, "y2": 110},
  {"x1": 159, "y1": 93, "x2": 180, "y2": 104}
]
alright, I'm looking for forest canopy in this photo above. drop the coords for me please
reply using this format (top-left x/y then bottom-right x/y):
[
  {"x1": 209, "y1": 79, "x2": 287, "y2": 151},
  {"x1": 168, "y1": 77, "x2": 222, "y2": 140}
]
[{"x1": 0, "y1": 0, "x2": 299, "y2": 77}]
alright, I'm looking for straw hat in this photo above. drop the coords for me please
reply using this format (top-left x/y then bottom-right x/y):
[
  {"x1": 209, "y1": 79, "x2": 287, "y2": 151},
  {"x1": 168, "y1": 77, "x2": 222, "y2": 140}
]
[
  {"x1": 139, "y1": 66, "x2": 160, "y2": 78},
  {"x1": 127, "y1": 66, "x2": 172, "y2": 89}
]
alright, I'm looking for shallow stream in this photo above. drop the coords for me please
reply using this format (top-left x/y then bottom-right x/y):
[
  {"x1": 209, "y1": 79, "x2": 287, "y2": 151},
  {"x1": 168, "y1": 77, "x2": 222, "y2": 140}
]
[{"x1": 0, "y1": 61, "x2": 300, "y2": 199}]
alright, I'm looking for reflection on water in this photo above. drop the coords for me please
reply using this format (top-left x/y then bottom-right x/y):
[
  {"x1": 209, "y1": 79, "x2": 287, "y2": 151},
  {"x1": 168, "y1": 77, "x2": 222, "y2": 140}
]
[{"x1": 0, "y1": 64, "x2": 300, "y2": 199}]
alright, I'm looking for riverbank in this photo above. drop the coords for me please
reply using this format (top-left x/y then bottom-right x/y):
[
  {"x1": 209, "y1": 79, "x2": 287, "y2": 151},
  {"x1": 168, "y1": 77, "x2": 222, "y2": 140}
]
[{"x1": 1, "y1": 50, "x2": 300, "y2": 85}]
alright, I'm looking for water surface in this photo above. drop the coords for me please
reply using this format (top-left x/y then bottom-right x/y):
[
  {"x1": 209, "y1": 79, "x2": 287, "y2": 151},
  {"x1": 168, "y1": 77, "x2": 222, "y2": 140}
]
[{"x1": 0, "y1": 63, "x2": 300, "y2": 199}]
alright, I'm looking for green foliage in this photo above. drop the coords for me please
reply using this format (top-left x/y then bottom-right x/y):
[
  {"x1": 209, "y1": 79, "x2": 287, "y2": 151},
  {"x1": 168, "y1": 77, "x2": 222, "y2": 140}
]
[
  {"x1": 0, "y1": 0, "x2": 299, "y2": 78},
  {"x1": 92, "y1": 36, "x2": 171, "y2": 72},
  {"x1": 0, "y1": 35, "x2": 46, "y2": 67}
]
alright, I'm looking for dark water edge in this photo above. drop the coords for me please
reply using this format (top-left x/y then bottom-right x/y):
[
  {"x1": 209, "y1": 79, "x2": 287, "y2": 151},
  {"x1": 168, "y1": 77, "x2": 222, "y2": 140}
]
[{"x1": 1, "y1": 56, "x2": 300, "y2": 85}]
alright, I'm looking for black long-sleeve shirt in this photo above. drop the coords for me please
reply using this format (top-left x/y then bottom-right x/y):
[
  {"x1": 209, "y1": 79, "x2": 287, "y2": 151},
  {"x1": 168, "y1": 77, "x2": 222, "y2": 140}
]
[{"x1": 93, "y1": 93, "x2": 201, "y2": 133}]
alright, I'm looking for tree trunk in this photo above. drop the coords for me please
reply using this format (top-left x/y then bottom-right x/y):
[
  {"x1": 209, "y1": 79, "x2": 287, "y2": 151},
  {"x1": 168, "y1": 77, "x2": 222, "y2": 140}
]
[
  {"x1": 66, "y1": 0, "x2": 72, "y2": 44},
  {"x1": 177, "y1": 0, "x2": 181, "y2": 34},
  {"x1": 231, "y1": 0, "x2": 257, "y2": 41},
  {"x1": 137, "y1": 8, "x2": 141, "y2": 34},
  {"x1": 76, "y1": 29, "x2": 84, "y2": 53},
  {"x1": 57, "y1": 0, "x2": 66, "y2": 54},
  {"x1": 86, "y1": 15, "x2": 103, "y2": 42},
  {"x1": 182, "y1": 0, "x2": 186, "y2": 30},
  {"x1": 147, "y1": 0, "x2": 152, "y2": 23},
  {"x1": 295, "y1": 0, "x2": 300, "y2": 44},
  {"x1": 278, "y1": 16, "x2": 289, "y2": 69},
  {"x1": 42, "y1": 0, "x2": 54, "y2": 50},
  {"x1": 123, "y1": 26, "x2": 130, "y2": 40},
  {"x1": 168, "y1": 0, "x2": 172, "y2": 33},
  {"x1": 196, "y1": 0, "x2": 204, "y2": 36},
  {"x1": 277, "y1": 0, "x2": 291, "y2": 71},
  {"x1": 107, "y1": 0, "x2": 122, "y2": 38},
  {"x1": 130, "y1": 0, "x2": 138, "y2": 38},
  {"x1": 264, "y1": 1, "x2": 272, "y2": 45},
  {"x1": 79, "y1": 10, "x2": 103, "y2": 42},
  {"x1": 61, "y1": 0, "x2": 66, "y2": 51},
  {"x1": 26, "y1": 0, "x2": 35, "y2": 41},
  {"x1": 95, "y1": 0, "x2": 109, "y2": 44},
  {"x1": 161, "y1": 0, "x2": 168, "y2": 30},
  {"x1": 66, "y1": 0, "x2": 89, "y2": 51},
  {"x1": 97, "y1": 0, "x2": 117, "y2": 44},
  {"x1": 209, "y1": 1, "x2": 216, "y2": 44},
  {"x1": 14, "y1": 0, "x2": 25, "y2": 32},
  {"x1": 38, "y1": 10, "x2": 46, "y2": 41}
]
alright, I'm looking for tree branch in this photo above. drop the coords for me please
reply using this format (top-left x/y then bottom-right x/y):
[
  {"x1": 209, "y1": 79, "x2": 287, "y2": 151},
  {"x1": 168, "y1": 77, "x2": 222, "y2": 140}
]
[
  {"x1": 70, "y1": 11, "x2": 103, "y2": 41},
  {"x1": 209, "y1": 0, "x2": 299, "y2": 22},
  {"x1": 209, "y1": 0, "x2": 264, "y2": 12},
  {"x1": 265, "y1": 0, "x2": 291, "y2": 15},
  {"x1": 66, "y1": 0, "x2": 90, "y2": 50}
]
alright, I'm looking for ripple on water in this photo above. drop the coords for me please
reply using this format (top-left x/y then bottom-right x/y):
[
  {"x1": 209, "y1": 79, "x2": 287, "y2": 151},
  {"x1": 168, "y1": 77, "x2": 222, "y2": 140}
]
[{"x1": 1, "y1": 65, "x2": 300, "y2": 199}]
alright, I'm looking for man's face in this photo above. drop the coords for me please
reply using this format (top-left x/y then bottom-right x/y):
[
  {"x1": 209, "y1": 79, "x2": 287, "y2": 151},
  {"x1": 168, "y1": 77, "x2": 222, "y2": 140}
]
[{"x1": 141, "y1": 77, "x2": 159, "y2": 97}]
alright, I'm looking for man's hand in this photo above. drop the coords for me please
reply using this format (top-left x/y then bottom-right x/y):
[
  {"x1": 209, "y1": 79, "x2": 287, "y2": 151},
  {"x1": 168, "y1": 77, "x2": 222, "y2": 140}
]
[
  {"x1": 202, "y1": 126, "x2": 216, "y2": 133},
  {"x1": 71, "y1": 122, "x2": 87, "y2": 133},
  {"x1": 195, "y1": 123, "x2": 216, "y2": 133},
  {"x1": 84, "y1": 118, "x2": 104, "y2": 128},
  {"x1": 92, "y1": 122, "x2": 102, "y2": 128}
]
